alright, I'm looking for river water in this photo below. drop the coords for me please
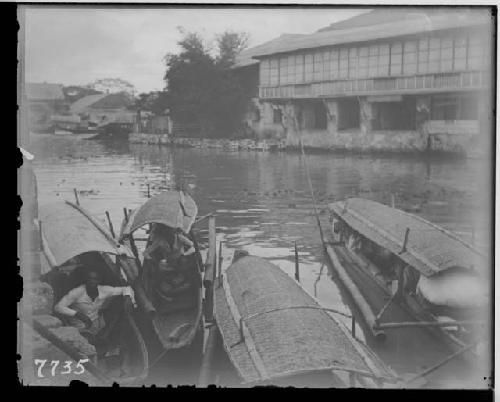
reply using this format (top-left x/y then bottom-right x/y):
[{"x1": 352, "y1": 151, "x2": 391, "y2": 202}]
[{"x1": 28, "y1": 133, "x2": 492, "y2": 387}]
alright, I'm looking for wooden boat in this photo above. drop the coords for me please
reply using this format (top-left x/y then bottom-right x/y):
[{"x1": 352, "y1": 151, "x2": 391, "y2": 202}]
[
  {"x1": 119, "y1": 191, "x2": 204, "y2": 351},
  {"x1": 36, "y1": 200, "x2": 148, "y2": 385},
  {"x1": 327, "y1": 198, "x2": 489, "y2": 373},
  {"x1": 213, "y1": 252, "x2": 398, "y2": 387}
]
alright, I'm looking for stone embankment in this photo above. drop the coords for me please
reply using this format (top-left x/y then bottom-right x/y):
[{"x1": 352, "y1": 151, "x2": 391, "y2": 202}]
[
  {"x1": 130, "y1": 133, "x2": 287, "y2": 151},
  {"x1": 21, "y1": 281, "x2": 97, "y2": 385}
]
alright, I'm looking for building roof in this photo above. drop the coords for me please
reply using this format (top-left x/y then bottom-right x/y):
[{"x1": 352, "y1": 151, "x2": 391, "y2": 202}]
[
  {"x1": 70, "y1": 92, "x2": 133, "y2": 114},
  {"x1": 26, "y1": 83, "x2": 65, "y2": 101},
  {"x1": 233, "y1": 34, "x2": 305, "y2": 68},
  {"x1": 252, "y1": 11, "x2": 491, "y2": 58}
]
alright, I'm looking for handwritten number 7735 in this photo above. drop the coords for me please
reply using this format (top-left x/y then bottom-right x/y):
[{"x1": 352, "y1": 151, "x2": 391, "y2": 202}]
[{"x1": 34, "y1": 359, "x2": 89, "y2": 377}]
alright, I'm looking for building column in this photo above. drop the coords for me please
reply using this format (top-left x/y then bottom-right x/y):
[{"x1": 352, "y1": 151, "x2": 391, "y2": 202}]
[
  {"x1": 324, "y1": 100, "x2": 338, "y2": 133},
  {"x1": 359, "y1": 97, "x2": 373, "y2": 134}
]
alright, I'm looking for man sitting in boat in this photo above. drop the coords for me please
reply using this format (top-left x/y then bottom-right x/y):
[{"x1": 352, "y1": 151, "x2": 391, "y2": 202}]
[
  {"x1": 143, "y1": 224, "x2": 175, "y2": 262},
  {"x1": 155, "y1": 258, "x2": 191, "y2": 301},
  {"x1": 54, "y1": 269, "x2": 136, "y2": 349}
]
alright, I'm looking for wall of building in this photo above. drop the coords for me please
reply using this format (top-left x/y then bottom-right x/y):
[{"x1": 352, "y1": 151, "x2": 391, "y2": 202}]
[{"x1": 268, "y1": 93, "x2": 483, "y2": 155}]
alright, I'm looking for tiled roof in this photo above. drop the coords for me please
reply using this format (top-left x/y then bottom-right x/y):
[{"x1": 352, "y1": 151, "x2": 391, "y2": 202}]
[
  {"x1": 70, "y1": 92, "x2": 133, "y2": 114},
  {"x1": 26, "y1": 83, "x2": 65, "y2": 101}
]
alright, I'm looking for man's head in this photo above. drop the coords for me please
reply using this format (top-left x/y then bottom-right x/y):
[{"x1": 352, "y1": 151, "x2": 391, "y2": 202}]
[{"x1": 85, "y1": 270, "x2": 101, "y2": 289}]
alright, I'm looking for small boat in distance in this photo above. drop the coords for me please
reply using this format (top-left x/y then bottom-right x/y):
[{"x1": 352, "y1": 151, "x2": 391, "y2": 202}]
[
  {"x1": 36, "y1": 200, "x2": 149, "y2": 385},
  {"x1": 119, "y1": 191, "x2": 204, "y2": 353},
  {"x1": 327, "y1": 198, "x2": 489, "y2": 384},
  {"x1": 213, "y1": 252, "x2": 397, "y2": 387}
]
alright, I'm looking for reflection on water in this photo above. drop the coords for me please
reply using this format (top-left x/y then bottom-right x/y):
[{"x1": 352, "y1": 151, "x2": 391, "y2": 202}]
[{"x1": 28, "y1": 134, "x2": 491, "y2": 387}]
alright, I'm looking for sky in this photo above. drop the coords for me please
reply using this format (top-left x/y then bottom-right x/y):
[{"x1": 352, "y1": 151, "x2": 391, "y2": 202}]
[{"x1": 23, "y1": 6, "x2": 370, "y2": 93}]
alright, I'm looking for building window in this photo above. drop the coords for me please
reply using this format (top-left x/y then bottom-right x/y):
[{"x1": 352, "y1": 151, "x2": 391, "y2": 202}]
[
  {"x1": 295, "y1": 54, "x2": 304, "y2": 83},
  {"x1": 431, "y1": 94, "x2": 478, "y2": 121},
  {"x1": 273, "y1": 108, "x2": 283, "y2": 124},
  {"x1": 372, "y1": 97, "x2": 416, "y2": 131},
  {"x1": 403, "y1": 41, "x2": 417, "y2": 75},
  {"x1": 330, "y1": 50, "x2": 339, "y2": 79},
  {"x1": 440, "y1": 37, "x2": 454, "y2": 72},
  {"x1": 390, "y1": 42, "x2": 403, "y2": 76},
  {"x1": 304, "y1": 53, "x2": 314, "y2": 82},
  {"x1": 418, "y1": 38, "x2": 429, "y2": 74},
  {"x1": 260, "y1": 59, "x2": 270, "y2": 86},
  {"x1": 368, "y1": 45, "x2": 379, "y2": 77},
  {"x1": 323, "y1": 51, "x2": 331, "y2": 81},
  {"x1": 428, "y1": 38, "x2": 441, "y2": 73},
  {"x1": 349, "y1": 48, "x2": 358, "y2": 78},
  {"x1": 358, "y1": 47, "x2": 369, "y2": 78},
  {"x1": 339, "y1": 48, "x2": 349, "y2": 79},
  {"x1": 313, "y1": 52, "x2": 323, "y2": 81},
  {"x1": 338, "y1": 98, "x2": 360, "y2": 131},
  {"x1": 280, "y1": 56, "x2": 288, "y2": 85},
  {"x1": 453, "y1": 36, "x2": 467, "y2": 71},
  {"x1": 269, "y1": 58, "x2": 279, "y2": 86},
  {"x1": 287, "y1": 55, "x2": 295, "y2": 84},
  {"x1": 378, "y1": 44, "x2": 390, "y2": 77},
  {"x1": 467, "y1": 33, "x2": 483, "y2": 70}
]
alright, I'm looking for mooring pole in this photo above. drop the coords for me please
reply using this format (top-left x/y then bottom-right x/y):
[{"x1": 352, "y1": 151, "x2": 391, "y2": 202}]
[
  {"x1": 294, "y1": 241, "x2": 300, "y2": 282},
  {"x1": 105, "y1": 211, "x2": 116, "y2": 238},
  {"x1": 123, "y1": 207, "x2": 129, "y2": 222},
  {"x1": 73, "y1": 188, "x2": 80, "y2": 206},
  {"x1": 147, "y1": 183, "x2": 150, "y2": 198},
  {"x1": 400, "y1": 228, "x2": 410, "y2": 253}
]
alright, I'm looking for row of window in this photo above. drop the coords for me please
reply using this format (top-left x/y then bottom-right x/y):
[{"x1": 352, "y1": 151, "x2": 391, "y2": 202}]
[{"x1": 260, "y1": 32, "x2": 490, "y2": 87}]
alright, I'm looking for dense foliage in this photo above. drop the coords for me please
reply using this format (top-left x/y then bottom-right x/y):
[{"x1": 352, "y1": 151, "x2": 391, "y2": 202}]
[{"x1": 162, "y1": 30, "x2": 250, "y2": 138}]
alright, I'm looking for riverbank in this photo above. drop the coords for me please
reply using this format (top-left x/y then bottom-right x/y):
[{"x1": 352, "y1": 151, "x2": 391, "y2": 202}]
[{"x1": 129, "y1": 133, "x2": 485, "y2": 158}]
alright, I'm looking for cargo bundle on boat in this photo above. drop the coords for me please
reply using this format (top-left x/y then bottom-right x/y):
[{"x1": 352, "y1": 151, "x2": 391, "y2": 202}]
[
  {"x1": 119, "y1": 191, "x2": 204, "y2": 353},
  {"x1": 35, "y1": 200, "x2": 149, "y2": 385},
  {"x1": 327, "y1": 198, "x2": 489, "y2": 371},
  {"x1": 213, "y1": 253, "x2": 397, "y2": 387}
]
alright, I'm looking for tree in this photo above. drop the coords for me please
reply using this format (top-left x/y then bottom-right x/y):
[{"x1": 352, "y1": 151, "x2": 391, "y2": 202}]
[{"x1": 162, "y1": 29, "x2": 250, "y2": 138}]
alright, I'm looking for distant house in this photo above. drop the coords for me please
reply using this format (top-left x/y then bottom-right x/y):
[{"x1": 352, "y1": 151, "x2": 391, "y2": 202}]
[
  {"x1": 70, "y1": 91, "x2": 136, "y2": 126},
  {"x1": 26, "y1": 83, "x2": 68, "y2": 132},
  {"x1": 62, "y1": 86, "x2": 102, "y2": 104}
]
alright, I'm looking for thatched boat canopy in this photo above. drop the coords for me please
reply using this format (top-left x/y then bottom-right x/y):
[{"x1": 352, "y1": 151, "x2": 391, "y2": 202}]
[
  {"x1": 214, "y1": 255, "x2": 395, "y2": 384},
  {"x1": 329, "y1": 198, "x2": 486, "y2": 277},
  {"x1": 120, "y1": 191, "x2": 197, "y2": 239},
  {"x1": 39, "y1": 201, "x2": 131, "y2": 268}
]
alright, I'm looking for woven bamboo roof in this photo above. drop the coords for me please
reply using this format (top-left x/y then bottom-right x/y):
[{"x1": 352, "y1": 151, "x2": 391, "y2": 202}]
[
  {"x1": 39, "y1": 201, "x2": 124, "y2": 267},
  {"x1": 329, "y1": 198, "x2": 486, "y2": 277},
  {"x1": 214, "y1": 255, "x2": 394, "y2": 384},
  {"x1": 120, "y1": 191, "x2": 197, "y2": 238}
]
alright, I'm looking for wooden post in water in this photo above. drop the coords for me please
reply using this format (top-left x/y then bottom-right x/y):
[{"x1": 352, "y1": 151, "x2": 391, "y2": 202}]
[
  {"x1": 147, "y1": 183, "x2": 151, "y2": 198},
  {"x1": 73, "y1": 188, "x2": 80, "y2": 206},
  {"x1": 218, "y1": 241, "x2": 223, "y2": 287},
  {"x1": 123, "y1": 207, "x2": 129, "y2": 222},
  {"x1": 294, "y1": 241, "x2": 300, "y2": 282},
  {"x1": 105, "y1": 211, "x2": 115, "y2": 238},
  {"x1": 401, "y1": 228, "x2": 410, "y2": 253}
]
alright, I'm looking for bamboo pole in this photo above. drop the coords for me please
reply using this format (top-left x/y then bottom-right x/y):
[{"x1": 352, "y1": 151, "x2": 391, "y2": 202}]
[
  {"x1": 218, "y1": 241, "x2": 223, "y2": 287},
  {"x1": 198, "y1": 324, "x2": 220, "y2": 386},
  {"x1": 326, "y1": 245, "x2": 386, "y2": 342},
  {"x1": 105, "y1": 211, "x2": 116, "y2": 239},
  {"x1": 203, "y1": 216, "x2": 216, "y2": 322},
  {"x1": 294, "y1": 241, "x2": 300, "y2": 282},
  {"x1": 374, "y1": 320, "x2": 482, "y2": 330},
  {"x1": 73, "y1": 188, "x2": 80, "y2": 206}
]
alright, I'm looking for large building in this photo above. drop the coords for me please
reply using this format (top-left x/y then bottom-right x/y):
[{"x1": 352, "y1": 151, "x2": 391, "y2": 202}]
[{"x1": 235, "y1": 9, "x2": 493, "y2": 155}]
